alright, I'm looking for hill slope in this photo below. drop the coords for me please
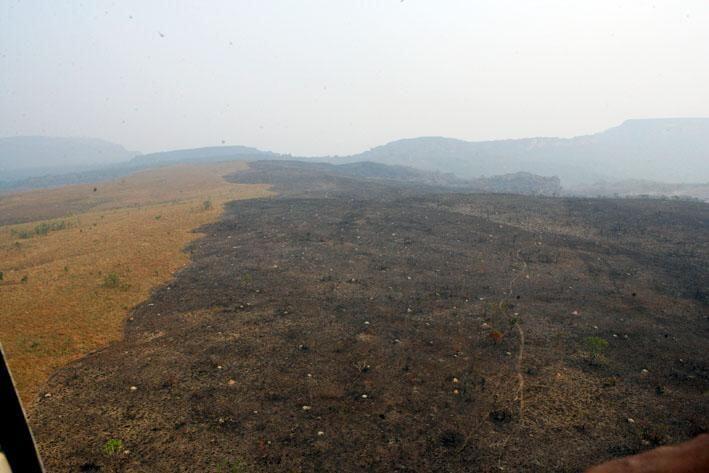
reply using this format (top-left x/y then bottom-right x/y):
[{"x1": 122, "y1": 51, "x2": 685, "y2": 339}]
[{"x1": 131, "y1": 145, "x2": 278, "y2": 166}]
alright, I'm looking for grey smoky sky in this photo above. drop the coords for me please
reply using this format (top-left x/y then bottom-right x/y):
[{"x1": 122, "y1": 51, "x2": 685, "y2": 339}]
[{"x1": 1, "y1": 0, "x2": 708, "y2": 155}]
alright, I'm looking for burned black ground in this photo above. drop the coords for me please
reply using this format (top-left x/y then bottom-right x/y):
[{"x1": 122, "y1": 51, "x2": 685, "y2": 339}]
[{"x1": 32, "y1": 163, "x2": 708, "y2": 472}]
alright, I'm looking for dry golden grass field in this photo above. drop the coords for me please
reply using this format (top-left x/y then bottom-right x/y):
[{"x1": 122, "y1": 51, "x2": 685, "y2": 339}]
[{"x1": 0, "y1": 162, "x2": 272, "y2": 404}]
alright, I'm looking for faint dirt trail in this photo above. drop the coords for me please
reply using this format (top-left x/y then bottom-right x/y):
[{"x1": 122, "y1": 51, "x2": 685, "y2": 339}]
[
  {"x1": 508, "y1": 248, "x2": 528, "y2": 422},
  {"x1": 494, "y1": 246, "x2": 529, "y2": 468}
]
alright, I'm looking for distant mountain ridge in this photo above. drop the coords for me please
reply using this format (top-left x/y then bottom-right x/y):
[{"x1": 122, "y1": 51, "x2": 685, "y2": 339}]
[
  {"x1": 0, "y1": 136, "x2": 138, "y2": 180},
  {"x1": 2, "y1": 118, "x2": 707, "y2": 194},
  {"x1": 335, "y1": 118, "x2": 709, "y2": 185}
]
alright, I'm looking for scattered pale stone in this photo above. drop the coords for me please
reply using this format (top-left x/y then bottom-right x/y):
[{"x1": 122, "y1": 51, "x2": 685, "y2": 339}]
[
  {"x1": 130, "y1": 386, "x2": 138, "y2": 391},
  {"x1": 227, "y1": 379, "x2": 236, "y2": 386},
  {"x1": 302, "y1": 405, "x2": 312, "y2": 411},
  {"x1": 317, "y1": 431, "x2": 325, "y2": 436}
]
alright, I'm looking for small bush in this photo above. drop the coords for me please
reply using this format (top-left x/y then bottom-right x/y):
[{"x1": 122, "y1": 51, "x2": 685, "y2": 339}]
[
  {"x1": 103, "y1": 438, "x2": 123, "y2": 456},
  {"x1": 11, "y1": 229, "x2": 33, "y2": 239},
  {"x1": 203, "y1": 199, "x2": 213, "y2": 211},
  {"x1": 217, "y1": 458, "x2": 248, "y2": 473},
  {"x1": 20, "y1": 275, "x2": 28, "y2": 284},
  {"x1": 584, "y1": 336, "x2": 608, "y2": 361},
  {"x1": 103, "y1": 272, "x2": 121, "y2": 288},
  {"x1": 34, "y1": 220, "x2": 67, "y2": 236},
  {"x1": 11, "y1": 221, "x2": 69, "y2": 239},
  {"x1": 0, "y1": 271, "x2": 3, "y2": 281}
]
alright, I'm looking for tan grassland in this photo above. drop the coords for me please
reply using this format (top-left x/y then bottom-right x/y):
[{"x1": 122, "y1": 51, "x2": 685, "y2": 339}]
[{"x1": 0, "y1": 162, "x2": 271, "y2": 403}]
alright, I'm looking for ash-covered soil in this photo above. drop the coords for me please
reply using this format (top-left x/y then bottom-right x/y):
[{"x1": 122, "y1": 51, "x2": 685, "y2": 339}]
[{"x1": 32, "y1": 162, "x2": 708, "y2": 472}]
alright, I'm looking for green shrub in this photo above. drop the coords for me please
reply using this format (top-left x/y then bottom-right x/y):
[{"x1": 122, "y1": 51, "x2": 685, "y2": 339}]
[
  {"x1": 20, "y1": 275, "x2": 28, "y2": 284},
  {"x1": 103, "y1": 438, "x2": 123, "y2": 456},
  {"x1": 217, "y1": 458, "x2": 248, "y2": 473},
  {"x1": 103, "y1": 272, "x2": 121, "y2": 288},
  {"x1": 11, "y1": 221, "x2": 69, "y2": 239},
  {"x1": 11, "y1": 229, "x2": 33, "y2": 239},
  {"x1": 203, "y1": 199, "x2": 213, "y2": 211},
  {"x1": 34, "y1": 220, "x2": 67, "y2": 236},
  {"x1": 584, "y1": 336, "x2": 608, "y2": 361}
]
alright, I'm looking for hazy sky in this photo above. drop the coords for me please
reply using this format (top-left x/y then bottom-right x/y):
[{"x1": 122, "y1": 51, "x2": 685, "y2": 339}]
[{"x1": 1, "y1": 0, "x2": 708, "y2": 155}]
